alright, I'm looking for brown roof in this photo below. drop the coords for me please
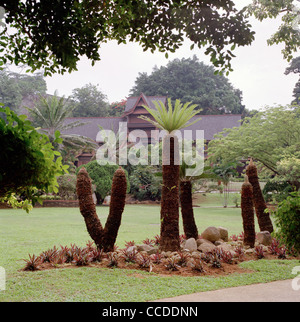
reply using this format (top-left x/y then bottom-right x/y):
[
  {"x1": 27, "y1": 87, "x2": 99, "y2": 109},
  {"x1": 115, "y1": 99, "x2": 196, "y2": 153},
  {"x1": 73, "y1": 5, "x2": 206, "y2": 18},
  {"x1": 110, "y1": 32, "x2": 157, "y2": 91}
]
[{"x1": 124, "y1": 93, "x2": 167, "y2": 114}]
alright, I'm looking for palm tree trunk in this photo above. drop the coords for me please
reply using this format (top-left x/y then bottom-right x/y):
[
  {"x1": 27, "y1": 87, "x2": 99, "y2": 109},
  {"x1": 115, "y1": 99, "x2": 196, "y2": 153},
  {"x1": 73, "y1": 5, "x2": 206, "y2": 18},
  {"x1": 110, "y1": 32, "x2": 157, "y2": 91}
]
[
  {"x1": 76, "y1": 167, "x2": 104, "y2": 248},
  {"x1": 160, "y1": 134, "x2": 180, "y2": 252},
  {"x1": 246, "y1": 159, "x2": 273, "y2": 233},
  {"x1": 180, "y1": 180, "x2": 199, "y2": 240},
  {"x1": 102, "y1": 167, "x2": 127, "y2": 252},
  {"x1": 241, "y1": 176, "x2": 256, "y2": 248}
]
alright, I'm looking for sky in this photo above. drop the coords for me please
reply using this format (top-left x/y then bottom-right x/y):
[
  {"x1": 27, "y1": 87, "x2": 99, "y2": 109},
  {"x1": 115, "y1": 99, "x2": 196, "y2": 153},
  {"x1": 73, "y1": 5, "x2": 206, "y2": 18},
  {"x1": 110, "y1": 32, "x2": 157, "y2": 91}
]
[{"x1": 43, "y1": 1, "x2": 300, "y2": 111}]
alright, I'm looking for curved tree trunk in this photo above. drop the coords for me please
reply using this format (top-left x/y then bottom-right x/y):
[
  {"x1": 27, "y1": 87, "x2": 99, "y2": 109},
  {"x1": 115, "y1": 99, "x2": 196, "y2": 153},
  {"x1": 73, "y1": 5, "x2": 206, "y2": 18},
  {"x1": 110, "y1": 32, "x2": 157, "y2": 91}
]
[
  {"x1": 76, "y1": 167, "x2": 104, "y2": 248},
  {"x1": 180, "y1": 180, "x2": 199, "y2": 240},
  {"x1": 246, "y1": 159, "x2": 273, "y2": 233},
  {"x1": 102, "y1": 167, "x2": 127, "y2": 252},
  {"x1": 241, "y1": 176, "x2": 256, "y2": 248},
  {"x1": 160, "y1": 134, "x2": 180, "y2": 252}
]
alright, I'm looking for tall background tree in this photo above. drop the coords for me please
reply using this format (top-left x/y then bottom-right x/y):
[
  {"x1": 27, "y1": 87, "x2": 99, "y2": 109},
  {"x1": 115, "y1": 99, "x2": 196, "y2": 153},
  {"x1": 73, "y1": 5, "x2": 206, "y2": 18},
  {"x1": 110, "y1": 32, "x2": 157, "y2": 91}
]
[
  {"x1": 130, "y1": 56, "x2": 245, "y2": 115},
  {"x1": 285, "y1": 56, "x2": 300, "y2": 105},
  {"x1": 70, "y1": 83, "x2": 110, "y2": 117},
  {"x1": 0, "y1": 68, "x2": 46, "y2": 112}
]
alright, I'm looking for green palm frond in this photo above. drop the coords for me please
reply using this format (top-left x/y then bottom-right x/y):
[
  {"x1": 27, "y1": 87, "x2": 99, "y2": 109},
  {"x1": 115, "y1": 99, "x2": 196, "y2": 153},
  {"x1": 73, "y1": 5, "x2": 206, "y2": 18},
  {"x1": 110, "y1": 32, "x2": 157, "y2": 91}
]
[{"x1": 139, "y1": 98, "x2": 201, "y2": 133}]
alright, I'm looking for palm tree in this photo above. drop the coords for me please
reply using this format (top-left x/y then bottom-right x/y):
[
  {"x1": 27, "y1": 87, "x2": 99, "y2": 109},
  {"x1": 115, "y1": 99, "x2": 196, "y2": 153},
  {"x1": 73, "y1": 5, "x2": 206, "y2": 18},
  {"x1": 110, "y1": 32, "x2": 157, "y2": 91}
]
[
  {"x1": 139, "y1": 98, "x2": 200, "y2": 251},
  {"x1": 26, "y1": 91, "x2": 98, "y2": 153}
]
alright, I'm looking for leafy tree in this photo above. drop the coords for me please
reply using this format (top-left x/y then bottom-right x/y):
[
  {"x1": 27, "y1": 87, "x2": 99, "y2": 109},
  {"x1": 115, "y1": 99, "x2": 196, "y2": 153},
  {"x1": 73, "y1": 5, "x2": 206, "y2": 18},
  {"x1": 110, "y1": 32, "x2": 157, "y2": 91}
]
[
  {"x1": 108, "y1": 99, "x2": 127, "y2": 117},
  {"x1": 70, "y1": 83, "x2": 109, "y2": 117},
  {"x1": 208, "y1": 105, "x2": 300, "y2": 190},
  {"x1": 285, "y1": 56, "x2": 300, "y2": 104},
  {"x1": 0, "y1": 69, "x2": 46, "y2": 112},
  {"x1": 0, "y1": 105, "x2": 67, "y2": 211},
  {"x1": 0, "y1": 1, "x2": 255, "y2": 75},
  {"x1": 130, "y1": 56, "x2": 245, "y2": 115},
  {"x1": 26, "y1": 90, "x2": 98, "y2": 153},
  {"x1": 246, "y1": 0, "x2": 300, "y2": 62}
]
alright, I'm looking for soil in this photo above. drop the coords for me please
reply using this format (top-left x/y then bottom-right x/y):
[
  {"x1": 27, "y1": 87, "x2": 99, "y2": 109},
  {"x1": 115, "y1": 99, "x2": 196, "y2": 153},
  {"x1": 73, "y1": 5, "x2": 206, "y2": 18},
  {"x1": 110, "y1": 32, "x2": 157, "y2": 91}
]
[{"x1": 25, "y1": 249, "x2": 299, "y2": 278}]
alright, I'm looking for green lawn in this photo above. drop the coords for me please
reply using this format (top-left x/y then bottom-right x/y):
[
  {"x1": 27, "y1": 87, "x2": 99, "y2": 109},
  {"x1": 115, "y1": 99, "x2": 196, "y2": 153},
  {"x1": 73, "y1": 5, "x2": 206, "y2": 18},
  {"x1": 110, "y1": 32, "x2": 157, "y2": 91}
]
[{"x1": 0, "y1": 204, "x2": 299, "y2": 302}]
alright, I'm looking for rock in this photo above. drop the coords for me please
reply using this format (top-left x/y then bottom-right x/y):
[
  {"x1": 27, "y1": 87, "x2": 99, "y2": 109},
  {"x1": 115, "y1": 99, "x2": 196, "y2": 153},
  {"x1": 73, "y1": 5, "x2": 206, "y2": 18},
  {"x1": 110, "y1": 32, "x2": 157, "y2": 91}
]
[
  {"x1": 184, "y1": 238, "x2": 198, "y2": 252},
  {"x1": 201, "y1": 226, "x2": 221, "y2": 243},
  {"x1": 217, "y1": 243, "x2": 236, "y2": 257},
  {"x1": 218, "y1": 227, "x2": 229, "y2": 242},
  {"x1": 102, "y1": 195, "x2": 111, "y2": 206},
  {"x1": 256, "y1": 231, "x2": 272, "y2": 246},
  {"x1": 198, "y1": 242, "x2": 217, "y2": 253},
  {"x1": 136, "y1": 244, "x2": 153, "y2": 252},
  {"x1": 215, "y1": 240, "x2": 224, "y2": 246},
  {"x1": 126, "y1": 246, "x2": 137, "y2": 255}
]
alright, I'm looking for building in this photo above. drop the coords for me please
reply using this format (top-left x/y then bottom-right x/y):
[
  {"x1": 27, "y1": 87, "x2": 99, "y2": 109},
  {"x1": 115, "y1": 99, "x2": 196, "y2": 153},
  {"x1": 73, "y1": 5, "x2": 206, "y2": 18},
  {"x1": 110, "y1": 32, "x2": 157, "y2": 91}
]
[{"x1": 62, "y1": 93, "x2": 242, "y2": 166}]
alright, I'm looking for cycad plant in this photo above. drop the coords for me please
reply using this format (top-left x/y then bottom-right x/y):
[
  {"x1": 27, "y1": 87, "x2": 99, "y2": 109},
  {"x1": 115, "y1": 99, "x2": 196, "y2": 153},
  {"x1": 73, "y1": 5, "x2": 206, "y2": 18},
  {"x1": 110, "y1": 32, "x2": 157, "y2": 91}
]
[
  {"x1": 76, "y1": 166, "x2": 127, "y2": 251},
  {"x1": 241, "y1": 175, "x2": 255, "y2": 248},
  {"x1": 179, "y1": 161, "x2": 215, "y2": 240},
  {"x1": 140, "y1": 98, "x2": 200, "y2": 251},
  {"x1": 246, "y1": 158, "x2": 273, "y2": 233}
]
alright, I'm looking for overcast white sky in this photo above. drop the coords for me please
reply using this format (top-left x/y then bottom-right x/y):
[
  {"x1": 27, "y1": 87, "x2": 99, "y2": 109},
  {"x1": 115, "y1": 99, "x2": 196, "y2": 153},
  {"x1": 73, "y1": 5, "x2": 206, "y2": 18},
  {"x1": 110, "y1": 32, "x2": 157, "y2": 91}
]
[{"x1": 44, "y1": 0, "x2": 300, "y2": 111}]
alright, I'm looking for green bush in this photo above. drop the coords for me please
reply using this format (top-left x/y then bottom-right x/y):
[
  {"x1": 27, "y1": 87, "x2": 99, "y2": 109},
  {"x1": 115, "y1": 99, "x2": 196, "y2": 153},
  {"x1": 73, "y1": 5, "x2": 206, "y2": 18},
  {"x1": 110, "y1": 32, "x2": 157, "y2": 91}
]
[
  {"x1": 77, "y1": 161, "x2": 129, "y2": 203},
  {"x1": 263, "y1": 180, "x2": 293, "y2": 203},
  {"x1": 0, "y1": 106, "x2": 67, "y2": 211},
  {"x1": 129, "y1": 166, "x2": 161, "y2": 201},
  {"x1": 57, "y1": 174, "x2": 77, "y2": 200},
  {"x1": 273, "y1": 191, "x2": 300, "y2": 252}
]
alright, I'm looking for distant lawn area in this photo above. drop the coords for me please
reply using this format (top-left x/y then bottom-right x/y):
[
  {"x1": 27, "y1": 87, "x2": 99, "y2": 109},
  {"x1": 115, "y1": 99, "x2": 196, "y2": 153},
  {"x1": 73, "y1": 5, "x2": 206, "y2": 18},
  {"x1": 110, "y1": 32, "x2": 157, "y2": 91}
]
[{"x1": 0, "y1": 201, "x2": 298, "y2": 302}]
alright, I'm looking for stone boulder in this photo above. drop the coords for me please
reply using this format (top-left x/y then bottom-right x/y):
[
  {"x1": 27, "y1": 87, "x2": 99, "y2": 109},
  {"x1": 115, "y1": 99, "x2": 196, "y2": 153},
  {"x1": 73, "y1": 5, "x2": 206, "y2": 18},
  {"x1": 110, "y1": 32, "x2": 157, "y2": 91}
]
[
  {"x1": 218, "y1": 227, "x2": 229, "y2": 242},
  {"x1": 197, "y1": 241, "x2": 217, "y2": 253},
  {"x1": 182, "y1": 238, "x2": 198, "y2": 252},
  {"x1": 201, "y1": 226, "x2": 221, "y2": 243},
  {"x1": 217, "y1": 243, "x2": 236, "y2": 257},
  {"x1": 256, "y1": 231, "x2": 272, "y2": 246}
]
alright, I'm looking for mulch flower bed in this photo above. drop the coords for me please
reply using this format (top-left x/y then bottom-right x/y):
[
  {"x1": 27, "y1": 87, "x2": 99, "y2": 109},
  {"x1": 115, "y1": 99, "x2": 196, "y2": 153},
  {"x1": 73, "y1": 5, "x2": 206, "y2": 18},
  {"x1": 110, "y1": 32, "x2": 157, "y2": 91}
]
[{"x1": 22, "y1": 236, "x2": 300, "y2": 277}]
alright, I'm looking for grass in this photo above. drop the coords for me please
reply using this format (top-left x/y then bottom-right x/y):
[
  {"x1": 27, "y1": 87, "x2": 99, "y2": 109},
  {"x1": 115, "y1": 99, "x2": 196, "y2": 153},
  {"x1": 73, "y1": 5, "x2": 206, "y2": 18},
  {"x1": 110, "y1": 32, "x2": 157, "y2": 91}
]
[{"x1": 0, "y1": 202, "x2": 299, "y2": 302}]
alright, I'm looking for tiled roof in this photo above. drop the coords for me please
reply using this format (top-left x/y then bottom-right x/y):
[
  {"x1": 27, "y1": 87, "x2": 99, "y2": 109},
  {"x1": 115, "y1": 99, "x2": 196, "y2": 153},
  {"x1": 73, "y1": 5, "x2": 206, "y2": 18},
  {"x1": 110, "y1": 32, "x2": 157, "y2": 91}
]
[{"x1": 62, "y1": 114, "x2": 241, "y2": 142}]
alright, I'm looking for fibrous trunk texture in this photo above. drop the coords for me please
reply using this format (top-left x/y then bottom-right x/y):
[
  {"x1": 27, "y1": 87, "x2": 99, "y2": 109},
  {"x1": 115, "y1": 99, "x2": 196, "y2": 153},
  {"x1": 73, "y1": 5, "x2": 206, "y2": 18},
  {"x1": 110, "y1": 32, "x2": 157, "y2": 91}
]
[
  {"x1": 180, "y1": 180, "x2": 199, "y2": 240},
  {"x1": 76, "y1": 166, "x2": 127, "y2": 251},
  {"x1": 241, "y1": 176, "x2": 256, "y2": 248},
  {"x1": 102, "y1": 167, "x2": 127, "y2": 252},
  {"x1": 246, "y1": 159, "x2": 273, "y2": 233},
  {"x1": 160, "y1": 134, "x2": 180, "y2": 252},
  {"x1": 76, "y1": 167, "x2": 104, "y2": 248}
]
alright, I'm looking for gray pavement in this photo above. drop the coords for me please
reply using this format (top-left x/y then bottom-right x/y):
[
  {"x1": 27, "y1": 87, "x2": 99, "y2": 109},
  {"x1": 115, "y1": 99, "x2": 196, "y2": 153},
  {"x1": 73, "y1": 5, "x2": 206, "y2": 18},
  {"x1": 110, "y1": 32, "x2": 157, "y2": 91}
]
[{"x1": 154, "y1": 279, "x2": 300, "y2": 302}]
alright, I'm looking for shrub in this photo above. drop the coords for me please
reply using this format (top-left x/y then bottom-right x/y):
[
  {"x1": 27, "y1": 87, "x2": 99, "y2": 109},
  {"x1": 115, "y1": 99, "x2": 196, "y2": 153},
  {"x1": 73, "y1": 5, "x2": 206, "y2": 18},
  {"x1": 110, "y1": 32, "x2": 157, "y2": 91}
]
[
  {"x1": 57, "y1": 174, "x2": 77, "y2": 200},
  {"x1": 273, "y1": 191, "x2": 300, "y2": 252},
  {"x1": 77, "y1": 161, "x2": 129, "y2": 203},
  {"x1": 129, "y1": 166, "x2": 161, "y2": 201},
  {"x1": 263, "y1": 180, "x2": 293, "y2": 203}
]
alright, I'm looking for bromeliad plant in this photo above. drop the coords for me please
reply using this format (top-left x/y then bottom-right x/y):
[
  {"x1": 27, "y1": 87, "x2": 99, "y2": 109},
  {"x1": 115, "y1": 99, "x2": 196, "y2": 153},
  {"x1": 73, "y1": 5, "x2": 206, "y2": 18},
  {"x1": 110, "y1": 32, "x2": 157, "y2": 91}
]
[{"x1": 139, "y1": 98, "x2": 200, "y2": 252}]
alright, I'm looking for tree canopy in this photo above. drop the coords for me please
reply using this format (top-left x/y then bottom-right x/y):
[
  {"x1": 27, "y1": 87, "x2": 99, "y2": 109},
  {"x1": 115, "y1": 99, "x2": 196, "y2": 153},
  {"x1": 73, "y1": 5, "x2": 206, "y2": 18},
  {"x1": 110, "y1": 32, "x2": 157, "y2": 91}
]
[
  {"x1": 207, "y1": 105, "x2": 300, "y2": 188},
  {"x1": 0, "y1": 68, "x2": 46, "y2": 111},
  {"x1": 70, "y1": 83, "x2": 109, "y2": 117},
  {"x1": 285, "y1": 56, "x2": 300, "y2": 105},
  {"x1": 0, "y1": 0, "x2": 255, "y2": 75},
  {"x1": 130, "y1": 56, "x2": 245, "y2": 114}
]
